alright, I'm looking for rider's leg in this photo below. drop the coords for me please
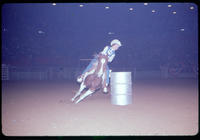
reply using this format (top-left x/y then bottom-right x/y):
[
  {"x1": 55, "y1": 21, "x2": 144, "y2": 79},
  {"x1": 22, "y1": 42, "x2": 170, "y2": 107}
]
[{"x1": 82, "y1": 59, "x2": 97, "y2": 74}]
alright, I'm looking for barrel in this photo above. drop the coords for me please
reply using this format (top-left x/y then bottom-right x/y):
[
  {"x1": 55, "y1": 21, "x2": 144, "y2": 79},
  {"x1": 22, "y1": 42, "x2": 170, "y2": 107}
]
[{"x1": 110, "y1": 72, "x2": 132, "y2": 105}]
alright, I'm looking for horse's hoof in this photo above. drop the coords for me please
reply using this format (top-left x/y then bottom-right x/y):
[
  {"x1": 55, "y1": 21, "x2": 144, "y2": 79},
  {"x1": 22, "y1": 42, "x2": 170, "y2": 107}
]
[
  {"x1": 77, "y1": 75, "x2": 83, "y2": 83},
  {"x1": 77, "y1": 78, "x2": 82, "y2": 83},
  {"x1": 103, "y1": 87, "x2": 108, "y2": 93},
  {"x1": 75, "y1": 99, "x2": 81, "y2": 104},
  {"x1": 75, "y1": 101, "x2": 79, "y2": 104},
  {"x1": 71, "y1": 98, "x2": 74, "y2": 102}
]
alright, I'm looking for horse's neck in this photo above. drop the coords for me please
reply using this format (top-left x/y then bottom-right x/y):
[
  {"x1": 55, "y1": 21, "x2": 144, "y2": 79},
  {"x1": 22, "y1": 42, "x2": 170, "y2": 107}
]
[
  {"x1": 93, "y1": 64, "x2": 100, "y2": 75},
  {"x1": 94, "y1": 58, "x2": 106, "y2": 77}
]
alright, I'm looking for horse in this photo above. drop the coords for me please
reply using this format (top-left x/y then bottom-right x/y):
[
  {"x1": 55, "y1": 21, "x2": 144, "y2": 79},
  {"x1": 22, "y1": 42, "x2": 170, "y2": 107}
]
[{"x1": 71, "y1": 53, "x2": 109, "y2": 104}]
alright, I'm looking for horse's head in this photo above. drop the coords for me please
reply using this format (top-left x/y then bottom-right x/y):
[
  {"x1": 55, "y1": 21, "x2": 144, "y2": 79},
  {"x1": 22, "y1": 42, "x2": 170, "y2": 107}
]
[
  {"x1": 93, "y1": 53, "x2": 109, "y2": 77},
  {"x1": 83, "y1": 53, "x2": 109, "y2": 92},
  {"x1": 97, "y1": 53, "x2": 108, "y2": 65}
]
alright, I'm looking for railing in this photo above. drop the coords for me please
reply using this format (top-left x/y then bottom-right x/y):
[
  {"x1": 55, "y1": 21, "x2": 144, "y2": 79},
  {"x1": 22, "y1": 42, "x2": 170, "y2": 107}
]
[
  {"x1": 2, "y1": 64, "x2": 9, "y2": 80},
  {"x1": 5, "y1": 66, "x2": 77, "y2": 80},
  {"x1": 1, "y1": 64, "x2": 197, "y2": 81}
]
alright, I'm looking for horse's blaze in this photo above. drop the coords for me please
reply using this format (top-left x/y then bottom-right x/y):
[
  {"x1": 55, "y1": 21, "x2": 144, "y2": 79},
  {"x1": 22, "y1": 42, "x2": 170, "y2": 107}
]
[{"x1": 101, "y1": 58, "x2": 106, "y2": 63}]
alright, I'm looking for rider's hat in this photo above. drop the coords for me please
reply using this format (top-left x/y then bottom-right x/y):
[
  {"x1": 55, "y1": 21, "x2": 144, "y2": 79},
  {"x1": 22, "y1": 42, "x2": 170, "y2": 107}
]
[{"x1": 110, "y1": 39, "x2": 122, "y2": 47}]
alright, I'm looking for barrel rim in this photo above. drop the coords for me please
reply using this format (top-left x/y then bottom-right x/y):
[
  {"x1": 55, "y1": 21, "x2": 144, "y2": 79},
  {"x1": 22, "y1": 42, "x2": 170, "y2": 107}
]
[
  {"x1": 111, "y1": 94, "x2": 132, "y2": 95},
  {"x1": 111, "y1": 72, "x2": 132, "y2": 74}
]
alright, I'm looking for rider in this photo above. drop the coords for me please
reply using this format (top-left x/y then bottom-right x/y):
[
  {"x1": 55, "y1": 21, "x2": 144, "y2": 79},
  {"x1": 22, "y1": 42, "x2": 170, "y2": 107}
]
[{"x1": 77, "y1": 39, "x2": 122, "y2": 93}]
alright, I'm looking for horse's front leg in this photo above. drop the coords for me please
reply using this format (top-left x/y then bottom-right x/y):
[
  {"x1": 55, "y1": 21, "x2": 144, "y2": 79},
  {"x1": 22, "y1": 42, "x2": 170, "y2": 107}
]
[
  {"x1": 102, "y1": 72, "x2": 108, "y2": 93},
  {"x1": 71, "y1": 82, "x2": 86, "y2": 102},
  {"x1": 75, "y1": 89, "x2": 94, "y2": 104}
]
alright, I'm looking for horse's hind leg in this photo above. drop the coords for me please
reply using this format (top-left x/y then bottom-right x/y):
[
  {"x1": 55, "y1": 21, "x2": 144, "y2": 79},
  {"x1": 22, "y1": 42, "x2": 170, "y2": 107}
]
[
  {"x1": 75, "y1": 89, "x2": 94, "y2": 104},
  {"x1": 71, "y1": 83, "x2": 86, "y2": 102}
]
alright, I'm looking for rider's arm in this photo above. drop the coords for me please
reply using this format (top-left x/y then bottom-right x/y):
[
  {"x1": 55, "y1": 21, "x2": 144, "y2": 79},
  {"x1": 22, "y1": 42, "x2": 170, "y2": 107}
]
[
  {"x1": 101, "y1": 46, "x2": 109, "y2": 55},
  {"x1": 108, "y1": 53, "x2": 115, "y2": 62}
]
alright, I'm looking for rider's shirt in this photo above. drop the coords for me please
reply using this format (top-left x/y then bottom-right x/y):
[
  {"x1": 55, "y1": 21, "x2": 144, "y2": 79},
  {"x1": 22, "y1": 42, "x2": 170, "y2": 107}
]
[{"x1": 101, "y1": 46, "x2": 115, "y2": 62}]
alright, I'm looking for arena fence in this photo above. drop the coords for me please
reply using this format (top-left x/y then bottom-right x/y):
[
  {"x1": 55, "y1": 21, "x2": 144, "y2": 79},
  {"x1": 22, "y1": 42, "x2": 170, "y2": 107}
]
[{"x1": 1, "y1": 64, "x2": 198, "y2": 81}]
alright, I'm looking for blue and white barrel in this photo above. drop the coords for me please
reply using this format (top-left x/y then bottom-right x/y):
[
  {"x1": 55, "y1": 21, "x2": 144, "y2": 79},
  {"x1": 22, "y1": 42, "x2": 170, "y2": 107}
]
[{"x1": 110, "y1": 72, "x2": 132, "y2": 105}]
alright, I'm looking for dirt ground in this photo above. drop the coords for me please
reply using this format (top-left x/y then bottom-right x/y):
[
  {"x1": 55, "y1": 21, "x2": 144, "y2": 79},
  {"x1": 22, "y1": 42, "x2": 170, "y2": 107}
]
[{"x1": 1, "y1": 78, "x2": 198, "y2": 136}]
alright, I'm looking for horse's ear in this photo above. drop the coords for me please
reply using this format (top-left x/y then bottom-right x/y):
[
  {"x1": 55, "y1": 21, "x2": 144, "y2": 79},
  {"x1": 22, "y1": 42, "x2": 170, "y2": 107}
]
[{"x1": 93, "y1": 52, "x2": 98, "y2": 58}]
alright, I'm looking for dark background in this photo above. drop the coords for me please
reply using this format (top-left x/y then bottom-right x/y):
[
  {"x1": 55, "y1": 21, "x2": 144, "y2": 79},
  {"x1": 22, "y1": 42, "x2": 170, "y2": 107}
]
[{"x1": 2, "y1": 3, "x2": 198, "y2": 71}]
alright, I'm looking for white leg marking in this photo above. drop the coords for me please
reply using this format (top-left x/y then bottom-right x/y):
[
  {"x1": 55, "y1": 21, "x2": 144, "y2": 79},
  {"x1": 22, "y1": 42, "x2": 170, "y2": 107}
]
[
  {"x1": 103, "y1": 87, "x2": 108, "y2": 93},
  {"x1": 102, "y1": 72, "x2": 106, "y2": 85},
  {"x1": 75, "y1": 89, "x2": 94, "y2": 104},
  {"x1": 71, "y1": 83, "x2": 86, "y2": 102}
]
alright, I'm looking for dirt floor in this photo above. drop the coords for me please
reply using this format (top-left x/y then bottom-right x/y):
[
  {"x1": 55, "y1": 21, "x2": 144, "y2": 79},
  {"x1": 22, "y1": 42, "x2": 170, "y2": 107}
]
[{"x1": 1, "y1": 78, "x2": 198, "y2": 136}]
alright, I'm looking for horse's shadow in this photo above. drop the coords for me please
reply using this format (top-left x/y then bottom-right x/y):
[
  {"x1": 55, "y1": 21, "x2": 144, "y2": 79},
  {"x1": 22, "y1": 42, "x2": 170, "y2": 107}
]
[{"x1": 58, "y1": 99, "x2": 71, "y2": 104}]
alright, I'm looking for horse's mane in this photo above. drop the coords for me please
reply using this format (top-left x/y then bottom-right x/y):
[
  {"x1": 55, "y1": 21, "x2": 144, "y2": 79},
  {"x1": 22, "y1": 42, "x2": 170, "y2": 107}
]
[{"x1": 92, "y1": 52, "x2": 99, "y2": 59}]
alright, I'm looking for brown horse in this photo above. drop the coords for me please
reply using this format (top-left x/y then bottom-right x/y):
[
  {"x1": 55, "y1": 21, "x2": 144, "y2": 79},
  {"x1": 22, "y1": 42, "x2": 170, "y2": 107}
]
[{"x1": 71, "y1": 53, "x2": 108, "y2": 104}]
